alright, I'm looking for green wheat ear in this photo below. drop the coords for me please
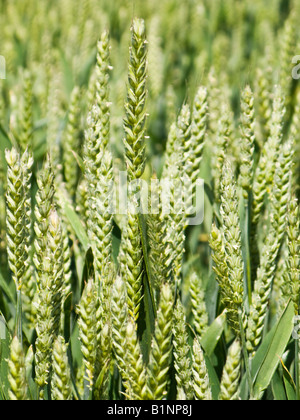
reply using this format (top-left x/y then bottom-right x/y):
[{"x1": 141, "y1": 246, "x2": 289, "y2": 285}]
[
  {"x1": 20, "y1": 149, "x2": 35, "y2": 325},
  {"x1": 173, "y1": 299, "x2": 193, "y2": 400},
  {"x1": 192, "y1": 339, "x2": 212, "y2": 401},
  {"x1": 8, "y1": 336, "x2": 28, "y2": 400},
  {"x1": 210, "y1": 160, "x2": 244, "y2": 333},
  {"x1": 189, "y1": 271, "x2": 208, "y2": 338},
  {"x1": 77, "y1": 279, "x2": 99, "y2": 391},
  {"x1": 250, "y1": 85, "x2": 285, "y2": 279},
  {"x1": 220, "y1": 160, "x2": 244, "y2": 309},
  {"x1": 285, "y1": 196, "x2": 300, "y2": 313},
  {"x1": 19, "y1": 71, "x2": 33, "y2": 151},
  {"x1": 33, "y1": 155, "x2": 55, "y2": 287},
  {"x1": 148, "y1": 283, "x2": 174, "y2": 400},
  {"x1": 111, "y1": 276, "x2": 128, "y2": 378},
  {"x1": 186, "y1": 86, "x2": 208, "y2": 188},
  {"x1": 124, "y1": 319, "x2": 148, "y2": 400},
  {"x1": 5, "y1": 148, "x2": 30, "y2": 291},
  {"x1": 63, "y1": 85, "x2": 81, "y2": 198},
  {"x1": 51, "y1": 336, "x2": 72, "y2": 400},
  {"x1": 211, "y1": 103, "x2": 233, "y2": 202},
  {"x1": 95, "y1": 29, "x2": 111, "y2": 148},
  {"x1": 219, "y1": 339, "x2": 242, "y2": 400},
  {"x1": 118, "y1": 197, "x2": 144, "y2": 322},
  {"x1": 123, "y1": 18, "x2": 148, "y2": 181},
  {"x1": 239, "y1": 85, "x2": 255, "y2": 200},
  {"x1": 246, "y1": 140, "x2": 293, "y2": 356},
  {"x1": 34, "y1": 208, "x2": 64, "y2": 397}
]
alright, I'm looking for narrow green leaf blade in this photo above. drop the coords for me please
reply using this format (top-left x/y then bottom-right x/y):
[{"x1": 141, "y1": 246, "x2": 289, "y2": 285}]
[
  {"x1": 0, "y1": 313, "x2": 11, "y2": 400},
  {"x1": 137, "y1": 213, "x2": 156, "y2": 316},
  {"x1": 271, "y1": 370, "x2": 287, "y2": 401},
  {"x1": 204, "y1": 353, "x2": 220, "y2": 400},
  {"x1": 200, "y1": 310, "x2": 227, "y2": 356},
  {"x1": 283, "y1": 367, "x2": 297, "y2": 401},
  {"x1": 58, "y1": 191, "x2": 89, "y2": 251},
  {"x1": 137, "y1": 213, "x2": 156, "y2": 361},
  {"x1": 0, "y1": 269, "x2": 16, "y2": 305},
  {"x1": 253, "y1": 300, "x2": 295, "y2": 400}
]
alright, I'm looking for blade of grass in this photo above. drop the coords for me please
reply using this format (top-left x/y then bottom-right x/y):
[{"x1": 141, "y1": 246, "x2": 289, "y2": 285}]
[
  {"x1": 296, "y1": 339, "x2": 300, "y2": 400},
  {"x1": 0, "y1": 314, "x2": 10, "y2": 400},
  {"x1": 0, "y1": 269, "x2": 16, "y2": 305},
  {"x1": 200, "y1": 310, "x2": 227, "y2": 356},
  {"x1": 252, "y1": 300, "x2": 294, "y2": 400},
  {"x1": 241, "y1": 198, "x2": 252, "y2": 307},
  {"x1": 137, "y1": 212, "x2": 156, "y2": 316},
  {"x1": 58, "y1": 191, "x2": 89, "y2": 251},
  {"x1": 280, "y1": 357, "x2": 297, "y2": 400},
  {"x1": 14, "y1": 289, "x2": 23, "y2": 346},
  {"x1": 239, "y1": 308, "x2": 253, "y2": 399},
  {"x1": 271, "y1": 370, "x2": 287, "y2": 400}
]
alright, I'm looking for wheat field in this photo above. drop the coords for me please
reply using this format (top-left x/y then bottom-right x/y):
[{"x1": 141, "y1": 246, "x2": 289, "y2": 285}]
[{"x1": 0, "y1": 0, "x2": 299, "y2": 401}]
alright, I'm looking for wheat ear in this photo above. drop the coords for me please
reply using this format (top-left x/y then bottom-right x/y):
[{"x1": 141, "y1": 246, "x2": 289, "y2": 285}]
[
  {"x1": 192, "y1": 339, "x2": 212, "y2": 400},
  {"x1": 51, "y1": 336, "x2": 72, "y2": 400},
  {"x1": 219, "y1": 339, "x2": 242, "y2": 400},
  {"x1": 123, "y1": 18, "x2": 148, "y2": 181},
  {"x1": 8, "y1": 336, "x2": 28, "y2": 400},
  {"x1": 148, "y1": 283, "x2": 174, "y2": 399}
]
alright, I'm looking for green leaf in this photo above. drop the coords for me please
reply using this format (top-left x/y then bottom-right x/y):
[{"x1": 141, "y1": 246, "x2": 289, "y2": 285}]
[
  {"x1": 58, "y1": 191, "x2": 89, "y2": 251},
  {"x1": 200, "y1": 310, "x2": 227, "y2": 356},
  {"x1": 80, "y1": 247, "x2": 94, "y2": 296},
  {"x1": 137, "y1": 212, "x2": 156, "y2": 362},
  {"x1": 14, "y1": 290, "x2": 23, "y2": 345},
  {"x1": 204, "y1": 182, "x2": 214, "y2": 206},
  {"x1": 203, "y1": 353, "x2": 220, "y2": 400},
  {"x1": 24, "y1": 345, "x2": 37, "y2": 400},
  {"x1": 0, "y1": 269, "x2": 16, "y2": 305},
  {"x1": 281, "y1": 358, "x2": 297, "y2": 401},
  {"x1": 0, "y1": 124, "x2": 12, "y2": 152},
  {"x1": 137, "y1": 213, "x2": 156, "y2": 316},
  {"x1": 0, "y1": 313, "x2": 11, "y2": 400},
  {"x1": 252, "y1": 300, "x2": 295, "y2": 400},
  {"x1": 240, "y1": 199, "x2": 252, "y2": 307},
  {"x1": 111, "y1": 221, "x2": 121, "y2": 265},
  {"x1": 271, "y1": 370, "x2": 287, "y2": 401},
  {"x1": 63, "y1": 292, "x2": 72, "y2": 343},
  {"x1": 93, "y1": 359, "x2": 110, "y2": 397},
  {"x1": 0, "y1": 124, "x2": 12, "y2": 184}
]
